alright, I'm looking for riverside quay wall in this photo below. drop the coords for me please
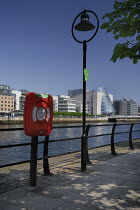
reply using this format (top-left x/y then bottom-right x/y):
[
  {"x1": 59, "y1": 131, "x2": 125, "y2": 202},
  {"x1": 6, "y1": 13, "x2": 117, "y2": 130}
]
[
  {"x1": 0, "y1": 116, "x2": 140, "y2": 124},
  {"x1": 0, "y1": 116, "x2": 108, "y2": 124}
]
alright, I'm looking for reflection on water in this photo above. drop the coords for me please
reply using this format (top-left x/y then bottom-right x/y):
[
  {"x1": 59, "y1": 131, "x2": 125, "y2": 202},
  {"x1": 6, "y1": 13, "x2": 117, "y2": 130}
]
[{"x1": 0, "y1": 123, "x2": 140, "y2": 166}]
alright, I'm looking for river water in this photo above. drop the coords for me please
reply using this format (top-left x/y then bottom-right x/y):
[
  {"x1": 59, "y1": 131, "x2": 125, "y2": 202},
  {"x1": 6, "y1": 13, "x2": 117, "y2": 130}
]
[{"x1": 0, "y1": 122, "x2": 140, "y2": 166}]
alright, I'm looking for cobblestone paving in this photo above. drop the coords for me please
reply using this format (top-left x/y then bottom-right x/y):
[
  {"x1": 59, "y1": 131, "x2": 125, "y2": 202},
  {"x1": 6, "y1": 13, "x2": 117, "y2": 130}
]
[{"x1": 0, "y1": 139, "x2": 140, "y2": 194}]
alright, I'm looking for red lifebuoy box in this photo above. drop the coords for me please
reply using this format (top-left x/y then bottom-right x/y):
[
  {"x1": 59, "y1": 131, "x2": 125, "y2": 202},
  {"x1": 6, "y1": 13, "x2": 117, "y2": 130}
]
[{"x1": 24, "y1": 92, "x2": 53, "y2": 136}]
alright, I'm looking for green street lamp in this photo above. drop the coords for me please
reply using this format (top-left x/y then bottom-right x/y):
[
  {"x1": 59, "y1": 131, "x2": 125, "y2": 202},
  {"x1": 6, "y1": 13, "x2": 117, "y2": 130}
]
[{"x1": 71, "y1": 10, "x2": 99, "y2": 171}]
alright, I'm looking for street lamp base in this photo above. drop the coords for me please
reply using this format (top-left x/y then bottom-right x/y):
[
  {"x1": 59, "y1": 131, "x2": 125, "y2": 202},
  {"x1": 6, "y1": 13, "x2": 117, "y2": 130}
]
[{"x1": 81, "y1": 134, "x2": 87, "y2": 171}]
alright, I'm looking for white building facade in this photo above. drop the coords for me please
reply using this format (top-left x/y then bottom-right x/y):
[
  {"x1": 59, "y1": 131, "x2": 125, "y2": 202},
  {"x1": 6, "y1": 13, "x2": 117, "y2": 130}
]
[
  {"x1": 12, "y1": 90, "x2": 22, "y2": 111},
  {"x1": 53, "y1": 95, "x2": 89, "y2": 113},
  {"x1": 53, "y1": 96, "x2": 58, "y2": 112},
  {"x1": 53, "y1": 95, "x2": 76, "y2": 112}
]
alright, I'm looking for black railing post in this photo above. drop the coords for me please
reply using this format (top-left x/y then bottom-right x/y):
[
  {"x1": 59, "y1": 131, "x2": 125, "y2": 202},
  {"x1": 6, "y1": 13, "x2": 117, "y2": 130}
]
[
  {"x1": 129, "y1": 123, "x2": 134, "y2": 149},
  {"x1": 111, "y1": 124, "x2": 117, "y2": 155},
  {"x1": 43, "y1": 135, "x2": 52, "y2": 175},
  {"x1": 30, "y1": 136, "x2": 38, "y2": 187},
  {"x1": 86, "y1": 124, "x2": 92, "y2": 164},
  {"x1": 81, "y1": 134, "x2": 87, "y2": 171}
]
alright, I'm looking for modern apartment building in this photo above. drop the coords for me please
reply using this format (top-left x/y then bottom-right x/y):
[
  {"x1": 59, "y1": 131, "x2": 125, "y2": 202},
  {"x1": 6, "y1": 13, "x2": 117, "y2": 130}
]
[
  {"x1": 19, "y1": 90, "x2": 29, "y2": 111},
  {"x1": 113, "y1": 98, "x2": 128, "y2": 116},
  {"x1": 53, "y1": 95, "x2": 89, "y2": 113},
  {"x1": 127, "y1": 99, "x2": 138, "y2": 116},
  {"x1": 0, "y1": 85, "x2": 14, "y2": 116},
  {"x1": 113, "y1": 98, "x2": 138, "y2": 116},
  {"x1": 57, "y1": 95, "x2": 76, "y2": 112},
  {"x1": 12, "y1": 90, "x2": 22, "y2": 111},
  {"x1": 53, "y1": 96, "x2": 58, "y2": 112},
  {"x1": 11, "y1": 89, "x2": 29, "y2": 114}
]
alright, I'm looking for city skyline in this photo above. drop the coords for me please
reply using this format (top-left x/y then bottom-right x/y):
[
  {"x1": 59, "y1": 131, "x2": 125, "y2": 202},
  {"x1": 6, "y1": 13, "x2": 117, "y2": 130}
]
[
  {"x1": 0, "y1": 84, "x2": 139, "y2": 116},
  {"x1": 1, "y1": 83, "x2": 139, "y2": 106},
  {"x1": 0, "y1": 0, "x2": 140, "y2": 105}
]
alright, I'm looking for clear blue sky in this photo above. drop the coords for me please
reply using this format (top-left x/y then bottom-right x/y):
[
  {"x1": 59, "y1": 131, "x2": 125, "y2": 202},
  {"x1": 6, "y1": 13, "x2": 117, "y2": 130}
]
[{"x1": 0, "y1": 0, "x2": 140, "y2": 105}]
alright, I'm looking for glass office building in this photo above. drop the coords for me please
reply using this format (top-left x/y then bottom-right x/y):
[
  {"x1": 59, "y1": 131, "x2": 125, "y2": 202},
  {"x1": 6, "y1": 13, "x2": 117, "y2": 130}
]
[
  {"x1": 96, "y1": 87, "x2": 115, "y2": 115},
  {"x1": 71, "y1": 87, "x2": 115, "y2": 116}
]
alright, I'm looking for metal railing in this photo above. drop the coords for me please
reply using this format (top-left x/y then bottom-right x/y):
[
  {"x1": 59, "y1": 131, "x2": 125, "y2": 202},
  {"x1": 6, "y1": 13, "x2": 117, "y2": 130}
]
[{"x1": 0, "y1": 122, "x2": 140, "y2": 168}]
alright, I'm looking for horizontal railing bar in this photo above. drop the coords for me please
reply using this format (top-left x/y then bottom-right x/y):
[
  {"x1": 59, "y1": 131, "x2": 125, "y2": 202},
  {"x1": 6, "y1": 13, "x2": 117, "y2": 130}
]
[
  {"x1": 0, "y1": 128, "x2": 24, "y2": 131},
  {"x1": 0, "y1": 122, "x2": 139, "y2": 168},
  {"x1": 1, "y1": 128, "x2": 140, "y2": 149},
  {"x1": 1, "y1": 137, "x2": 140, "y2": 168},
  {"x1": 131, "y1": 129, "x2": 140, "y2": 132},
  {"x1": 0, "y1": 142, "x2": 31, "y2": 149},
  {"x1": 48, "y1": 137, "x2": 81, "y2": 143},
  {"x1": 45, "y1": 122, "x2": 140, "y2": 129},
  {"x1": 88, "y1": 130, "x2": 140, "y2": 138},
  {"x1": 0, "y1": 125, "x2": 83, "y2": 132},
  {"x1": 114, "y1": 130, "x2": 140, "y2": 135},
  {"x1": 0, "y1": 131, "x2": 129, "y2": 148},
  {"x1": 0, "y1": 137, "x2": 82, "y2": 149},
  {"x1": 88, "y1": 133, "x2": 111, "y2": 138},
  {"x1": 85, "y1": 137, "x2": 140, "y2": 156},
  {"x1": 0, "y1": 122, "x2": 140, "y2": 132},
  {"x1": 0, "y1": 158, "x2": 42, "y2": 168},
  {"x1": 89, "y1": 122, "x2": 140, "y2": 127},
  {"x1": 0, "y1": 125, "x2": 88, "y2": 132},
  {"x1": 131, "y1": 138, "x2": 140, "y2": 141},
  {"x1": 0, "y1": 141, "x2": 47, "y2": 149},
  {"x1": 53, "y1": 124, "x2": 113, "y2": 128},
  {"x1": 0, "y1": 148, "x2": 83, "y2": 168},
  {"x1": 114, "y1": 131, "x2": 131, "y2": 135}
]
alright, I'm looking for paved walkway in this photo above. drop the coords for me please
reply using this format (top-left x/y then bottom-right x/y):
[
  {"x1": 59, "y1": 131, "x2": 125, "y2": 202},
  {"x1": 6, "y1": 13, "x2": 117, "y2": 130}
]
[{"x1": 0, "y1": 142, "x2": 140, "y2": 209}]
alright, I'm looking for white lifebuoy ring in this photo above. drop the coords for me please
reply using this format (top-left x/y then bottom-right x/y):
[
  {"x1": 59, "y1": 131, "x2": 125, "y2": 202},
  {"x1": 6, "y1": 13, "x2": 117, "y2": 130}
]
[
  {"x1": 46, "y1": 107, "x2": 50, "y2": 122},
  {"x1": 32, "y1": 106, "x2": 50, "y2": 122}
]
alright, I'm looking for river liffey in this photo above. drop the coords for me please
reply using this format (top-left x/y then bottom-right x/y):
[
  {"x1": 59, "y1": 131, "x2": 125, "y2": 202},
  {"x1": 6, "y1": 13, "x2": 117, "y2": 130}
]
[{"x1": 0, "y1": 122, "x2": 140, "y2": 166}]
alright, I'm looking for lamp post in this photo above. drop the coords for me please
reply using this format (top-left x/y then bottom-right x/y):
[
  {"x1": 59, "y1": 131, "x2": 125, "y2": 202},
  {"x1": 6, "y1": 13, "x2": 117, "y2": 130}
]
[{"x1": 71, "y1": 10, "x2": 99, "y2": 171}]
